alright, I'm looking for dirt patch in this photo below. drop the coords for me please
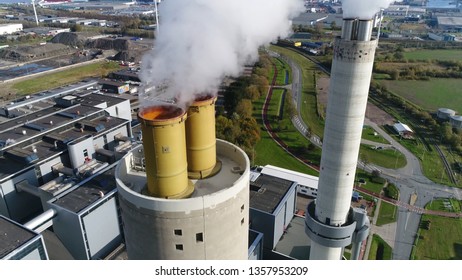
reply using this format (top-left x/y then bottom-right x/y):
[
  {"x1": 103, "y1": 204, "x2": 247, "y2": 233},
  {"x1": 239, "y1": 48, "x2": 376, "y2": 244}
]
[
  {"x1": 0, "y1": 43, "x2": 74, "y2": 62},
  {"x1": 316, "y1": 76, "x2": 395, "y2": 126}
]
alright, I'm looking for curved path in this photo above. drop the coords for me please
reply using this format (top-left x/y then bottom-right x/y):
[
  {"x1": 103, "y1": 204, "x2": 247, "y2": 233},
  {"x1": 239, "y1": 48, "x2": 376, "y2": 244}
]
[{"x1": 260, "y1": 59, "x2": 319, "y2": 173}]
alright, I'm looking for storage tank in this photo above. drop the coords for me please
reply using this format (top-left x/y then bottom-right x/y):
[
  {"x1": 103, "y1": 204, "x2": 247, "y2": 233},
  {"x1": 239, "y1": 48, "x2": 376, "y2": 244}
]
[
  {"x1": 450, "y1": 115, "x2": 462, "y2": 128},
  {"x1": 185, "y1": 95, "x2": 221, "y2": 179},
  {"x1": 437, "y1": 108, "x2": 456, "y2": 120}
]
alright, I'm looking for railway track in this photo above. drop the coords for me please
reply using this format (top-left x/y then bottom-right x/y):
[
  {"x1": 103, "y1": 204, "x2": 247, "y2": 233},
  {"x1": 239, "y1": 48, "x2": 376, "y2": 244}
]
[{"x1": 433, "y1": 143, "x2": 457, "y2": 185}]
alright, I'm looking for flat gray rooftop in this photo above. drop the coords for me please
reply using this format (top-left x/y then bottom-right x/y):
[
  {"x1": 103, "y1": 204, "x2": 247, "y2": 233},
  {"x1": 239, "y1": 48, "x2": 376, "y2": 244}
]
[
  {"x1": 0, "y1": 101, "x2": 128, "y2": 180},
  {"x1": 52, "y1": 166, "x2": 117, "y2": 213},
  {"x1": 79, "y1": 93, "x2": 127, "y2": 108},
  {"x1": 273, "y1": 215, "x2": 311, "y2": 260},
  {"x1": 0, "y1": 216, "x2": 36, "y2": 258},
  {"x1": 249, "y1": 174, "x2": 293, "y2": 214}
]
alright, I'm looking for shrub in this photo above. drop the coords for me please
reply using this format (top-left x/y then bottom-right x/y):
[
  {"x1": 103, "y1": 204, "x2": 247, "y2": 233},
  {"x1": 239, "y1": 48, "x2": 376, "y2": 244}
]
[{"x1": 384, "y1": 183, "x2": 399, "y2": 200}]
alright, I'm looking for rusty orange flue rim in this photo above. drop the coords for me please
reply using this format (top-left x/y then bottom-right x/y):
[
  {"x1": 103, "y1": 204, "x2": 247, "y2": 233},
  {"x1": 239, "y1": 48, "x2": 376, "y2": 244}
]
[
  {"x1": 138, "y1": 105, "x2": 186, "y2": 125},
  {"x1": 191, "y1": 94, "x2": 217, "y2": 107}
]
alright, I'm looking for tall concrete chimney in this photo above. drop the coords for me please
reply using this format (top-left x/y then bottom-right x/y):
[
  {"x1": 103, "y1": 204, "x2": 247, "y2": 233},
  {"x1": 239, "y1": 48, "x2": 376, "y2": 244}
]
[
  {"x1": 305, "y1": 18, "x2": 375, "y2": 260},
  {"x1": 138, "y1": 105, "x2": 194, "y2": 199},
  {"x1": 186, "y1": 95, "x2": 221, "y2": 179}
]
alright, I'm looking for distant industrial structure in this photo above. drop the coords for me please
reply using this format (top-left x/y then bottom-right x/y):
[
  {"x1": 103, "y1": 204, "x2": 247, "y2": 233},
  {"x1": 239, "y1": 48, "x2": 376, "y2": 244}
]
[{"x1": 0, "y1": 23, "x2": 23, "y2": 35}]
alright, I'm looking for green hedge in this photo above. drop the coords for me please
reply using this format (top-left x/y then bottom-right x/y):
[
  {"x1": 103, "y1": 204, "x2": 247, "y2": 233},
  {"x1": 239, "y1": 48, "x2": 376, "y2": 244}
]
[{"x1": 384, "y1": 183, "x2": 399, "y2": 200}]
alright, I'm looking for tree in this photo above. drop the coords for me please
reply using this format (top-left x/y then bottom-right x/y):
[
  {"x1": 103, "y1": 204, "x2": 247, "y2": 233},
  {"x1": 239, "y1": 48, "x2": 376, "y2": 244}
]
[
  {"x1": 315, "y1": 22, "x2": 323, "y2": 35},
  {"x1": 390, "y1": 69, "x2": 400, "y2": 80},
  {"x1": 70, "y1": 24, "x2": 82, "y2": 32},
  {"x1": 441, "y1": 123, "x2": 453, "y2": 144},
  {"x1": 215, "y1": 115, "x2": 237, "y2": 143},
  {"x1": 393, "y1": 51, "x2": 404, "y2": 61},
  {"x1": 330, "y1": 21, "x2": 337, "y2": 30},
  {"x1": 235, "y1": 99, "x2": 253, "y2": 119},
  {"x1": 235, "y1": 117, "x2": 260, "y2": 149},
  {"x1": 251, "y1": 74, "x2": 269, "y2": 96},
  {"x1": 223, "y1": 77, "x2": 250, "y2": 116},
  {"x1": 244, "y1": 85, "x2": 260, "y2": 101}
]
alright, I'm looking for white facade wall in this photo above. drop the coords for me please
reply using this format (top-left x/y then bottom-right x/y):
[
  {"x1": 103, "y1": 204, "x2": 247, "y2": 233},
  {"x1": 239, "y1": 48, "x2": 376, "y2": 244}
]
[
  {"x1": 105, "y1": 99, "x2": 132, "y2": 121},
  {"x1": 0, "y1": 24, "x2": 23, "y2": 35}
]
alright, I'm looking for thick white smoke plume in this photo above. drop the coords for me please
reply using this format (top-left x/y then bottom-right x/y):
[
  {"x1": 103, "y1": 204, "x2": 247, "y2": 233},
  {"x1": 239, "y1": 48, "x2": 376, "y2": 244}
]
[
  {"x1": 139, "y1": 0, "x2": 304, "y2": 108},
  {"x1": 342, "y1": 0, "x2": 398, "y2": 19}
]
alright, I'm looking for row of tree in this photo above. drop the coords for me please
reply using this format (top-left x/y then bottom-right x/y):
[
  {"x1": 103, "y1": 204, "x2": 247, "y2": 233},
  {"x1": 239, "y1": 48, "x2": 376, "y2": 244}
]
[{"x1": 216, "y1": 52, "x2": 274, "y2": 161}]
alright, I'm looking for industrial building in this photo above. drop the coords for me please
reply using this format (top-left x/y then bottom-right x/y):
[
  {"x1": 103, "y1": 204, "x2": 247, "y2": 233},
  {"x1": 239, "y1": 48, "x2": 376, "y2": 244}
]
[
  {"x1": 393, "y1": 122, "x2": 414, "y2": 138},
  {"x1": 0, "y1": 81, "x2": 313, "y2": 260},
  {"x1": 100, "y1": 80, "x2": 130, "y2": 94},
  {"x1": 0, "y1": 216, "x2": 48, "y2": 260},
  {"x1": 0, "y1": 79, "x2": 133, "y2": 260},
  {"x1": 437, "y1": 16, "x2": 462, "y2": 31},
  {"x1": 0, "y1": 23, "x2": 23, "y2": 35}
]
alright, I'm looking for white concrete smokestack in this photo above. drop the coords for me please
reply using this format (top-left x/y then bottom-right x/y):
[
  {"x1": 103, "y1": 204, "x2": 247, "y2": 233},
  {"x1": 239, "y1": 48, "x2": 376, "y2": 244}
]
[{"x1": 305, "y1": 17, "x2": 376, "y2": 260}]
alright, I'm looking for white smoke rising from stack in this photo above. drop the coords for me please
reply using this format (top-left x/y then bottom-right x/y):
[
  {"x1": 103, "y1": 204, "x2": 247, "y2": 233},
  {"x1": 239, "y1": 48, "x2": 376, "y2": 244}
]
[
  {"x1": 342, "y1": 0, "x2": 398, "y2": 19},
  {"x1": 139, "y1": 0, "x2": 304, "y2": 108}
]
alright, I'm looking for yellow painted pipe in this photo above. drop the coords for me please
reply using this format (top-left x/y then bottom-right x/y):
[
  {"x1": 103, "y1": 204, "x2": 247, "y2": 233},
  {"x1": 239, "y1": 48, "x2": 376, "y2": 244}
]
[
  {"x1": 138, "y1": 105, "x2": 193, "y2": 199},
  {"x1": 185, "y1": 95, "x2": 219, "y2": 178}
]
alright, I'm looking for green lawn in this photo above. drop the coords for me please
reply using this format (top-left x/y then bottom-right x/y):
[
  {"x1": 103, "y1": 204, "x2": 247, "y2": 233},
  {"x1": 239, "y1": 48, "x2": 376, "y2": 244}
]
[
  {"x1": 272, "y1": 57, "x2": 291, "y2": 86},
  {"x1": 269, "y1": 45, "x2": 325, "y2": 138},
  {"x1": 267, "y1": 89, "x2": 284, "y2": 119},
  {"x1": 412, "y1": 199, "x2": 462, "y2": 260},
  {"x1": 375, "y1": 201, "x2": 398, "y2": 226},
  {"x1": 379, "y1": 78, "x2": 462, "y2": 113},
  {"x1": 11, "y1": 61, "x2": 122, "y2": 95},
  {"x1": 253, "y1": 88, "x2": 318, "y2": 176},
  {"x1": 382, "y1": 124, "x2": 453, "y2": 186},
  {"x1": 368, "y1": 234, "x2": 393, "y2": 260},
  {"x1": 254, "y1": 130, "x2": 317, "y2": 175},
  {"x1": 403, "y1": 49, "x2": 462, "y2": 61},
  {"x1": 362, "y1": 126, "x2": 390, "y2": 144},
  {"x1": 355, "y1": 170, "x2": 385, "y2": 194},
  {"x1": 359, "y1": 144, "x2": 407, "y2": 169}
]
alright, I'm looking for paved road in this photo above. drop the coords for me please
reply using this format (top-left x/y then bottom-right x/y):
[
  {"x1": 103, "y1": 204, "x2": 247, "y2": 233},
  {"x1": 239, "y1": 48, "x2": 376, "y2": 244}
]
[{"x1": 270, "y1": 47, "x2": 462, "y2": 260}]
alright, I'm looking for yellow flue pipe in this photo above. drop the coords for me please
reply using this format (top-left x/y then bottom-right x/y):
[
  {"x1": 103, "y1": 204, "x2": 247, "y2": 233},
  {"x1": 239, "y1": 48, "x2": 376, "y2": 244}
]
[
  {"x1": 185, "y1": 95, "x2": 220, "y2": 179},
  {"x1": 138, "y1": 105, "x2": 194, "y2": 199}
]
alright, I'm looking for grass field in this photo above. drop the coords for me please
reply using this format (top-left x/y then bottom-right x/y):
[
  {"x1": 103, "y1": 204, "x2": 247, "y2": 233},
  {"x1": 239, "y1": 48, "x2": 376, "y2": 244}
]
[
  {"x1": 359, "y1": 144, "x2": 407, "y2": 169},
  {"x1": 403, "y1": 49, "x2": 462, "y2": 61},
  {"x1": 269, "y1": 45, "x2": 325, "y2": 138},
  {"x1": 355, "y1": 170, "x2": 386, "y2": 194},
  {"x1": 379, "y1": 78, "x2": 462, "y2": 112},
  {"x1": 267, "y1": 89, "x2": 284, "y2": 120},
  {"x1": 253, "y1": 82, "x2": 318, "y2": 176},
  {"x1": 368, "y1": 234, "x2": 393, "y2": 260},
  {"x1": 376, "y1": 201, "x2": 398, "y2": 226},
  {"x1": 412, "y1": 199, "x2": 462, "y2": 260},
  {"x1": 10, "y1": 61, "x2": 122, "y2": 96},
  {"x1": 272, "y1": 57, "x2": 291, "y2": 86},
  {"x1": 362, "y1": 126, "x2": 390, "y2": 144}
]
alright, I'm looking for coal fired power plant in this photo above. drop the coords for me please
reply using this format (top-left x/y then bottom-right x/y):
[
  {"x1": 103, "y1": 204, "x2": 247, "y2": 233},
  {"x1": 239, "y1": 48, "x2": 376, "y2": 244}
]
[
  {"x1": 304, "y1": 17, "x2": 376, "y2": 260},
  {"x1": 115, "y1": 95, "x2": 250, "y2": 260}
]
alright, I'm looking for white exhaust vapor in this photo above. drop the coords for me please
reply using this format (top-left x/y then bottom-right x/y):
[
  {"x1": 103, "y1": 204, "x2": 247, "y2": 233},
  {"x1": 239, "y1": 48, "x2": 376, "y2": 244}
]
[
  {"x1": 342, "y1": 0, "x2": 400, "y2": 19},
  {"x1": 139, "y1": 0, "x2": 304, "y2": 108}
]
